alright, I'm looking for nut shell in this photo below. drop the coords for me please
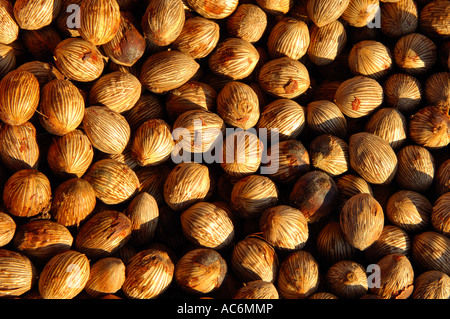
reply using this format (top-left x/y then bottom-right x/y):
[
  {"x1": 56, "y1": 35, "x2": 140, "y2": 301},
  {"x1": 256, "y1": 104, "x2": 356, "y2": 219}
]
[
  {"x1": 349, "y1": 132, "x2": 398, "y2": 185},
  {"x1": 13, "y1": 219, "x2": 73, "y2": 262},
  {"x1": 412, "y1": 231, "x2": 450, "y2": 275},
  {"x1": 0, "y1": 212, "x2": 15, "y2": 247},
  {"x1": 3, "y1": 169, "x2": 51, "y2": 218},
  {"x1": 140, "y1": 50, "x2": 200, "y2": 94},
  {"x1": 14, "y1": 0, "x2": 61, "y2": 30},
  {"x1": 432, "y1": 192, "x2": 450, "y2": 237},
  {"x1": 277, "y1": 250, "x2": 319, "y2": 299},
  {"x1": 258, "y1": 57, "x2": 310, "y2": 99},
  {"x1": 267, "y1": 17, "x2": 310, "y2": 60},
  {"x1": 307, "y1": 0, "x2": 350, "y2": 27},
  {"x1": 0, "y1": 0, "x2": 19, "y2": 44},
  {"x1": 0, "y1": 69, "x2": 39, "y2": 126},
  {"x1": 125, "y1": 192, "x2": 159, "y2": 246},
  {"x1": 83, "y1": 106, "x2": 131, "y2": 155},
  {"x1": 75, "y1": 211, "x2": 132, "y2": 259},
  {"x1": 83, "y1": 159, "x2": 139, "y2": 205},
  {"x1": 339, "y1": 193, "x2": 384, "y2": 251},
  {"x1": 38, "y1": 250, "x2": 90, "y2": 299},
  {"x1": 187, "y1": 0, "x2": 239, "y2": 19},
  {"x1": 0, "y1": 249, "x2": 36, "y2": 297},
  {"x1": 39, "y1": 79, "x2": 85, "y2": 136},
  {"x1": 51, "y1": 178, "x2": 97, "y2": 227},
  {"x1": 85, "y1": 257, "x2": 126, "y2": 298}
]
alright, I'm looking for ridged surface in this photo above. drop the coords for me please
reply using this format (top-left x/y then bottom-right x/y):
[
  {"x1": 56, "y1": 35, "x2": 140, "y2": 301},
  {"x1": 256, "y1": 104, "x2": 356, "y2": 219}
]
[
  {"x1": 209, "y1": 38, "x2": 260, "y2": 80},
  {"x1": 409, "y1": 106, "x2": 450, "y2": 149},
  {"x1": 0, "y1": 122, "x2": 39, "y2": 171},
  {"x1": 0, "y1": 43, "x2": 16, "y2": 77},
  {"x1": 365, "y1": 107, "x2": 407, "y2": 150},
  {"x1": 263, "y1": 139, "x2": 310, "y2": 184},
  {"x1": 125, "y1": 192, "x2": 159, "y2": 246},
  {"x1": 85, "y1": 257, "x2": 125, "y2": 298},
  {"x1": 0, "y1": 69, "x2": 39, "y2": 125},
  {"x1": 131, "y1": 119, "x2": 174, "y2": 167},
  {"x1": 396, "y1": 145, "x2": 435, "y2": 192},
  {"x1": 175, "y1": 248, "x2": 227, "y2": 294},
  {"x1": 172, "y1": 16, "x2": 220, "y2": 59},
  {"x1": 307, "y1": 0, "x2": 350, "y2": 27},
  {"x1": 181, "y1": 202, "x2": 234, "y2": 249},
  {"x1": 16, "y1": 61, "x2": 64, "y2": 88},
  {"x1": 142, "y1": 0, "x2": 184, "y2": 46},
  {"x1": 334, "y1": 76, "x2": 383, "y2": 118},
  {"x1": 316, "y1": 221, "x2": 356, "y2": 266},
  {"x1": 0, "y1": 212, "x2": 15, "y2": 247},
  {"x1": 13, "y1": 0, "x2": 61, "y2": 30},
  {"x1": 349, "y1": 132, "x2": 398, "y2": 184},
  {"x1": 125, "y1": 93, "x2": 165, "y2": 131},
  {"x1": 38, "y1": 250, "x2": 90, "y2": 299},
  {"x1": 172, "y1": 109, "x2": 225, "y2": 154},
  {"x1": 163, "y1": 162, "x2": 210, "y2": 211},
  {"x1": 309, "y1": 134, "x2": 349, "y2": 177},
  {"x1": 221, "y1": 131, "x2": 262, "y2": 178},
  {"x1": 258, "y1": 57, "x2": 310, "y2": 99},
  {"x1": 394, "y1": 33, "x2": 437, "y2": 75},
  {"x1": 187, "y1": 0, "x2": 239, "y2": 19},
  {"x1": 227, "y1": 4, "x2": 267, "y2": 43},
  {"x1": 383, "y1": 73, "x2": 422, "y2": 113},
  {"x1": 51, "y1": 178, "x2": 97, "y2": 227},
  {"x1": 307, "y1": 20, "x2": 347, "y2": 66},
  {"x1": 47, "y1": 129, "x2": 94, "y2": 178},
  {"x1": 306, "y1": 100, "x2": 347, "y2": 138},
  {"x1": 166, "y1": 81, "x2": 217, "y2": 120},
  {"x1": 122, "y1": 248, "x2": 174, "y2": 299},
  {"x1": 419, "y1": 0, "x2": 450, "y2": 38},
  {"x1": 424, "y1": 71, "x2": 450, "y2": 108},
  {"x1": 326, "y1": 260, "x2": 368, "y2": 299},
  {"x1": 89, "y1": 71, "x2": 142, "y2": 114},
  {"x1": 342, "y1": 0, "x2": 379, "y2": 27},
  {"x1": 412, "y1": 270, "x2": 450, "y2": 299},
  {"x1": 217, "y1": 81, "x2": 260, "y2": 130},
  {"x1": 13, "y1": 219, "x2": 73, "y2": 262},
  {"x1": 54, "y1": 38, "x2": 106, "y2": 82},
  {"x1": 234, "y1": 280, "x2": 279, "y2": 299},
  {"x1": 231, "y1": 236, "x2": 278, "y2": 283},
  {"x1": 267, "y1": 18, "x2": 310, "y2": 60},
  {"x1": 413, "y1": 231, "x2": 450, "y2": 275},
  {"x1": 256, "y1": 0, "x2": 293, "y2": 15},
  {"x1": 277, "y1": 250, "x2": 319, "y2": 299},
  {"x1": 140, "y1": 50, "x2": 200, "y2": 94},
  {"x1": 348, "y1": 40, "x2": 393, "y2": 79},
  {"x1": 39, "y1": 79, "x2": 85, "y2": 136},
  {"x1": 79, "y1": 0, "x2": 121, "y2": 45},
  {"x1": 257, "y1": 99, "x2": 306, "y2": 140},
  {"x1": 0, "y1": 249, "x2": 36, "y2": 297},
  {"x1": 83, "y1": 106, "x2": 131, "y2": 155},
  {"x1": 231, "y1": 175, "x2": 278, "y2": 218},
  {"x1": 436, "y1": 159, "x2": 450, "y2": 195},
  {"x1": 0, "y1": 0, "x2": 19, "y2": 44},
  {"x1": 369, "y1": 253, "x2": 414, "y2": 299},
  {"x1": 3, "y1": 169, "x2": 51, "y2": 218},
  {"x1": 83, "y1": 159, "x2": 139, "y2": 205},
  {"x1": 259, "y1": 205, "x2": 309, "y2": 251},
  {"x1": 432, "y1": 192, "x2": 450, "y2": 236},
  {"x1": 336, "y1": 174, "x2": 373, "y2": 211},
  {"x1": 136, "y1": 165, "x2": 170, "y2": 205},
  {"x1": 380, "y1": 0, "x2": 418, "y2": 38},
  {"x1": 364, "y1": 225, "x2": 411, "y2": 263},
  {"x1": 75, "y1": 210, "x2": 132, "y2": 259},
  {"x1": 339, "y1": 193, "x2": 384, "y2": 251},
  {"x1": 386, "y1": 190, "x2": 432, "y2": 233}
]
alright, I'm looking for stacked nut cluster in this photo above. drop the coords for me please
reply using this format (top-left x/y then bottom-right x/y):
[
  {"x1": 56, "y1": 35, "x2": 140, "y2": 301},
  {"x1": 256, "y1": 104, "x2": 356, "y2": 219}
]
[{"x1": 0, "y1": 0, "x2": 449, "y2": 300}]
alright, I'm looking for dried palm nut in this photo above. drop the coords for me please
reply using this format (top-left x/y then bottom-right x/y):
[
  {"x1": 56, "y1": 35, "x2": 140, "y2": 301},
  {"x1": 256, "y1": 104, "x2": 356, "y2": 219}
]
[
  {"x1": 258, "y1": 57, "x2": 310, "y2": 99},
  {"x1": 348, "y1": 40, "x2": 393, "y2": 79},
  {"x1": 226, "y1": 4, "x2": 267, "y2": 43},
  {"x1": 233, "y1": 280, "x2": 279, "y2": 299},
  {"x1": 424, "y1": 72, "x2": 450, "y2": 108},
  {"x1": 267, "y1": 18, "x2": 310, "y2": 60},
  {"x1": 386, "y1": 190, "x2": 432, "y2": 233},
  {"x1": 419, "y1": 0, "x2": 450, "y2": 39},
  {"x1": 436, "y1": 159, "x2": 450, "y2": 195},
  {"x1": 394, "y1": 33, "x2": 437, "y2": 75},
  {"x1": 339, "y1": 193, "x2": 384, "y2": 251},
  {"x1": 186, "y1": 0, "x2": 238, "y2": 19},
  {"x1": 307, "y1": 0, "x2": 350, "y2": 27},
  {"x1": 326, "y1": 260, "x2": 368, "y2": 299},
  {"x1": 0, "y1": 249, "x2": 36, "y2": 297},
  {"x1": 83, "y1": 159, "x2": 139, "y2": 205},
  {"x1": 432, "y1": 192, "x2": 450, "y2": 237},
  {"x1": 396, "y1": 145, "x2": 435, "y2": 192},
  {"x1": 383, "y1": 73, "x2": 422, "y2": 114},
  {"x1": 307, "y1": 20, "x2": 347, "y2": 66},
  {"x1": 412, "y1": 270, "x2": 450, "y2": 299},
  {"x1": 342, "y1": 0, "x2": 379, "y2": 27},
  {"x1": 85, "y1": 257, "x2": 126, "y2": 298},
  {"x1": 309, "y1": 134, "x2": 349, "y2": 177},
  {"x1": 0, "y1": 212, "x2": 15, "y2": 247},
  {"x1": 306, "y1": 100, "x2": 347, "y2": 138},
  {"x1": 290, "y1": 170, "x2": 338, "y2": 223},
  {"x1": 409, "y1": 106, "x2": 450, "y2": 150},
  {"x1": 14, "y1": 0, "x2": 61, "y2": 30},
  {"x1": 0, "y1": 0, "x2": 19, "y2": 44},
  {"x1": 380, "y1": 0, "x2": 418, "y2": 39},
  {"x1": 334, "y1": 76, "x2": 383, "y2": 118},
  {"x1": 365, "y1": 107, "x2": 407, "y2": 151},
  {"x1": 364, "y1": 225, "x2": 411, "y2": 263},
  {"x1": 336, "y1": 174, "x2": 373, "y2": 211},
  {"x1": 412, "y1": 231, "x2": 450, "y2": 275},
  {"x1": 349, "y1": 132, "x2": 398, "y2": 185}
]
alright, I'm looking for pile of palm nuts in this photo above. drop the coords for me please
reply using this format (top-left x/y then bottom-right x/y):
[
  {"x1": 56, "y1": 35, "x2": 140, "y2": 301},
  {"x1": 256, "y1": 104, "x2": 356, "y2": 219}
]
[{"x1": 0, "y1": 0, "x2": 449, "y2": 300}]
